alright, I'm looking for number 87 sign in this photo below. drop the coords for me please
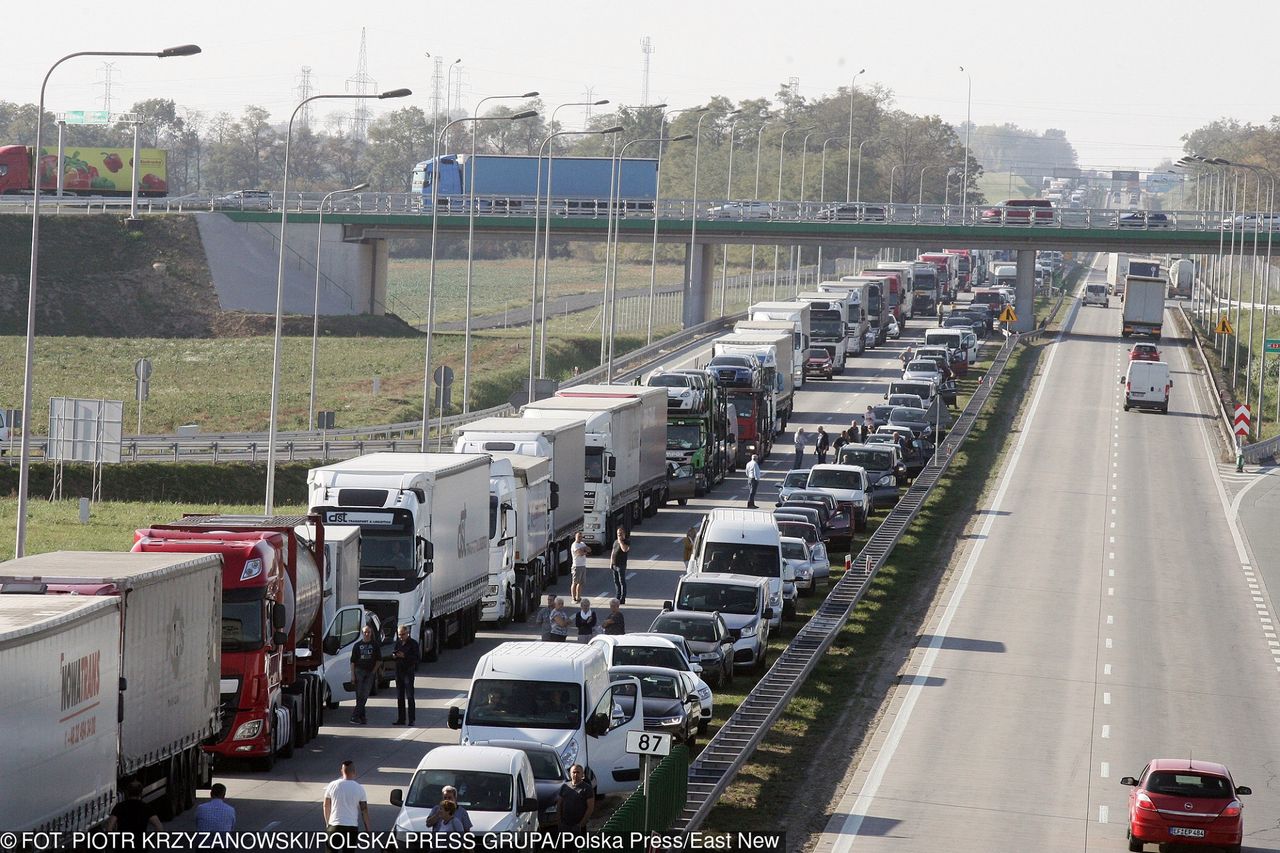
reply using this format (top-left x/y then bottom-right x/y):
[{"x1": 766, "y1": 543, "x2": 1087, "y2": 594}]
[{"x1": 626, "y1": 730, "x2": 672, "y2": 757}]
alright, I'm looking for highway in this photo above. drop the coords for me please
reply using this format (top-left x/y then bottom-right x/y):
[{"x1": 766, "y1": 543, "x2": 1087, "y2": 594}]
[
  {"x1": 815, "y1": 263, "x2": 1280, "y2": 851},
  {"x1": 161, "y1": 304, "x2": 929, "y2": 835}
]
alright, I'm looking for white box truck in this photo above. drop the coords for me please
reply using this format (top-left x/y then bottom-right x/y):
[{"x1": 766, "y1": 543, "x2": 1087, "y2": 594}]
[
  {"x1": 817, "y1": 280, "x2": 870, "y2": 354},
  {"x1": 1121, "y1": 276, "x2": 1166, "y2": 338},
  {"x1": 714, "y1": 331, "x2": 793, "y2": 433},
  {"x1": 523, "y1": 386, "x2": 667, "y2": 548},
  {"x1": 308, "y1": 453, "x2": 492, "y2": 661},
  {"x1": 0, "y1": 551, "x2": 222, "y2": 828},
  {"x1": 453, "y1": 415, "x2": 586, "y2": 584},
  {"x1": 478, "y1": 454, "x2": 553, "y2": 624},
  {"x1": 1106, "y1": 252, "x2": 1130, "y2": 295},
  {"x1": 796, "y1": 291, "x2": 854, "y2": 366},
  {"x1": 747, "y1": 301, "x2": 811, "y2": 387},
  {"x1": 1168, "y1": 258, "x2": 1194, "y2": 298}
]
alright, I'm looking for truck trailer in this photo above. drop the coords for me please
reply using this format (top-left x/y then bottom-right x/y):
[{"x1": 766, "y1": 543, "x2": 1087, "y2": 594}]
[
  {"x1": 714, "y1": 332, "x2": 791, "y2": 433},
  {"x1": 411, "y1": 154, "x2": 658, "y2": 212},
  {"x1": 0, "y1": 145, "x2": 169, "y2": 196},
  {"x1": 1121, "y1": 276, "x2": 1166, "y2": 338},
  {"x1": 0, "y1": 551, "x2": 221, "y2": 829}
]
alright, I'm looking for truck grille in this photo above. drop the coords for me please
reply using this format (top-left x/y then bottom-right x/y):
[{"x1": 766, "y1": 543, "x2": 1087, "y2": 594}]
[{"x1": 214, "y1": 682, "x2": 242, "y2": 743}]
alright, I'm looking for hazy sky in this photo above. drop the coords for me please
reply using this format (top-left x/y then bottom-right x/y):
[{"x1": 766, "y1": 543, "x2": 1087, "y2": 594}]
[{"x1": 2, "y1": 1, "x2": 1273, "y2": 174}]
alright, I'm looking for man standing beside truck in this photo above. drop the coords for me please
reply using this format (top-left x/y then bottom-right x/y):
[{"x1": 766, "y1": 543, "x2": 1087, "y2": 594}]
[
  {"x1": 392, "y1": 625, "x2": 420, "y2": 727},
  {"x1": 611, "y1": 528, "x2": 631, "y2": 604},
  {"x1": 349, "y1": 625, "x2": 382, "y2": 725}
]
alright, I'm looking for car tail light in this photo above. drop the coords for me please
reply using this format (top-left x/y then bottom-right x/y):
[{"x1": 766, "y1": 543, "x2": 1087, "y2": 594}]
[
  {"x1": 1220, "y1": 800, "x2": 1243, "y2": 818},
  {"x1": 1126, "y1": 382, "x2": 1131, "y2": 393},
  {"x1": 1134, "y1": 792, "x2": 1157, "y2": 812}
]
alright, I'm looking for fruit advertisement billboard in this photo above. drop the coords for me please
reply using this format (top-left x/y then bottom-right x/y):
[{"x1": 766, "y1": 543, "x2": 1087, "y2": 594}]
[{"x1": 37, "y1": 147, "x2": 168, "y2": 194}]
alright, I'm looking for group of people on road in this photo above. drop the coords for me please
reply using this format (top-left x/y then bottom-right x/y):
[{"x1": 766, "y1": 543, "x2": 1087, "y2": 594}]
[
  {"x1": 346, "y1": 621, "x2": 421, "y2": 728},
  {"x1": 537, "y1": 591, "x2": 627, "y2": 641}
]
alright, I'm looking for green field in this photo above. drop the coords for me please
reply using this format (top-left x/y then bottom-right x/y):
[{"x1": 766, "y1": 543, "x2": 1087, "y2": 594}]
[{"x1": 975, "y1": 171, "x2": 1038, "y2": 203}]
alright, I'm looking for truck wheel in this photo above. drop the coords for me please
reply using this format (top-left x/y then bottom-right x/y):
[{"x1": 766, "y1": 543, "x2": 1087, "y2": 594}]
[
  {"x1": 158, "y1": 757, "x2": 182, "y2": 820},
  {"x1": 182, "y1": 749, "x2": 197, "y2": 812},
  {"x1": 422, "y1": 621, "x2": 441, "y2": 663},
  {"x1": 678, "y1": 498, "x2": 689, "y2": 506},
  {"x1": 280, "y1": 706, "x2": 295, "y2": 759}
]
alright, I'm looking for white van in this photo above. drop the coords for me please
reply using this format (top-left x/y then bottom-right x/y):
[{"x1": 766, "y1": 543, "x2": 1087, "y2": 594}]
[
  {"x1": 1122, "y1": 361, "x2": 1172, "y2": 413},
  {"x1": 687, "y1": 509, "x2": 784, "y2": 628},
  {"x1": 668, "y1": 573, "x2": 773, "y2": 673},
  {"x1": 924, "y1": 328, "x2": 977, "y2": 365},
  {"x1": 390, "y1": 745, "x2": 539, "y2": 832},
  {"x1": 448, "y1": 641, "x2": 642, "y2": 795},
  {"x1": 1084, "y1": 283, "x2": 1109, "y2": 307}
]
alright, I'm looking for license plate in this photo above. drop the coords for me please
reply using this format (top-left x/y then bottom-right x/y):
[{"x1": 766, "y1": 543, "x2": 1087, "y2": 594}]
[{"x1": 1169, "y1": 827, "x2": 1205, "y2": 838}]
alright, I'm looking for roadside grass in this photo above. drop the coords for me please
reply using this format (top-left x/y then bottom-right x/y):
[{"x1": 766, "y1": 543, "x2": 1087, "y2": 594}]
[
  {"x1": 975, "y1": 171, "x2": 1038, "y2": 203},
  {"x1": 1189, "y1": 307, "x2": 1280, "y2": 442},
  {"x1": 694, "y1": 338, "x2": 1044, "y2": 836}
]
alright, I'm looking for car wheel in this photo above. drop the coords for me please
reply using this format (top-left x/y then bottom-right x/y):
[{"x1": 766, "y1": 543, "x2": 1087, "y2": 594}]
[
  {"x1": 723, "y1": 658, "x2": 734, "y2": 685},
  {"x1": 1126, "y1": 827, "x2": 1142, "y2": 852},
  {"x1": 678, "y1": 498, "x2": 688, "y2": 506}
]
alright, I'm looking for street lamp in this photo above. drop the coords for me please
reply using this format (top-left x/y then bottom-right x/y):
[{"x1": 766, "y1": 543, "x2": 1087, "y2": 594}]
[
  {"x1": 855, "y1": 138, "x2": 870, "y2": 203},
  {"x1": 889, "y1": 164, "x2": 902, "y2": 206},
  {"x1": 419, "y1": 108, "x2": 536, "y2": 453},
  {"x1": 846, "y1": 68, "x2": 866, "y2": 202},
  {"x1": 719, "y1": 111, "x2": 746, "y2": 315},
  {"x1": 462, "y1": 90, "x2": 538, "y2": 413},
  {"x1": 959, "y1": 66, "x2": 972, "y2": 221},
  {"x1": 267, "y1": 87, "x2": 410, "y2": 513},
  {"x1": 648, "y1": 105, "x2": 706, "y2": 344},
  {"x1": 944, "y1": 167, "x2": 959, "y2": 208},
  {"x1": 918, "y1": 165, "x2": 931, "y2": 207},
  {"x1": 16, "y1": 42, "x2": 201, "y2": 557},
  {"x1": 816, "y1": 136, "x2": 845, "y2": 276},
  {"x1": 526, "y1": 124, "x2": 622, "y2": 404},
  {"x1": 309, "y1": 181, "x2": 368, "y2": 431},
  {"x1": 773, "y1": 126, "x2": 810, "y2": 296},
  {"x1": 748, "y1": 119, "x2": 776, "y2": 302}
]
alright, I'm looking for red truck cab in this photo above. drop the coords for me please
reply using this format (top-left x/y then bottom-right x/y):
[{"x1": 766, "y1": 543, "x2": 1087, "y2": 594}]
[
  {"x1": 0, "y1": 145, "x2": 36, "y2": 194},
  {"x1": 943, "y1": 249, "x2": 973, "y2": 290}
]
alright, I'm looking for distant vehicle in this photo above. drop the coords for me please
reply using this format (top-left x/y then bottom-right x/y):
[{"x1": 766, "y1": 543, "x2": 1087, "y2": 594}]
[
  {"x1": 1223, "y1": 212, "x2": 1280, "y2": 230},
  {"x1": 1129, "y1": 343, "x2": 1161, "y2": 362},
  {"x1": 980, "y1": 198, "x2": 1054, "y2": 224},
  {"x1": 805, "y1": 464, "x2": 870, "y2": 532},
  {"x1": 1122, "y1": 360, "x2": 1172, "y2": 413},
  {"x1": 773, "y1": 519, "x2": 830, "y2": 577},
  {"x1": 1116, "y1": 211, "x2": 1172, "y2": 229},
  {"x1": 1121, "y1": 758, "x2": 1250, "y2": 852},
  {"x1": 779, "y1": 536, "x2": 823, "y2": 596},
  {"x1": 889, "y1": 406, "x2": 933, "y2": 439},
  {"x1": 0, "y1": 144, "x2": 169, "y2": 196},
  {"x1": 709, "y1": 200, "x2": 775, "y2": 219},
  {"x1": 608, "y1": 666, "x2": 703, "y2": 746},
  {"x1": 213, "y1": 189, "x2": 273, "y2": 210},
  {"x1": 412, "y1": 154, "x2": 657, "y2": 214},
  {"x1": 885, "y1": 316, "x2": 901, "y2": 339},
  {"x1": 817, "y1": 202, "x2": 885, "y2": 222},
  {"x1": 837, "y1": 443, "x2": 906, "y2": 508},
  {"x1": 1168, "y1": 258, "x2": 1194, "y2": 298},
  {"x1": 667, "y1": 574, "x2": 773, "y2": 673},
  {"x1": 902, "y1": 359, "x2": 944, "y2": 386},
  {"x1": 803, "y1": 347, "x2": 835, "y2": 379},
  {"x1": 648, "y1": 610, "x2": 736, "y2": 687},
  {"x1": 1084, "y1": 283, "x2": 1109, "y2": 307},
  {"x1": 776, "y1": 468, "x2": 811, "y2": 504},
  {"x1": 887, "y1": 393, "x2": 926, "y2": 410}
]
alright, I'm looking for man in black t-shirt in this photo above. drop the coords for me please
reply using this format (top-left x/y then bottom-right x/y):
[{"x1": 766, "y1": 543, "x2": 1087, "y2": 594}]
[
  {"x1": 349, "y1": 624, "x2": 382, "y2": 724},
  {"x1": 610, "y1": 528, "x2": 630, "y2": 605},
  {"x1": 106, "y1": 780, "x2": 162, "y2": 838},
  {"x1": 556, "y1": 764, "x2": 595, "y2": 830}
]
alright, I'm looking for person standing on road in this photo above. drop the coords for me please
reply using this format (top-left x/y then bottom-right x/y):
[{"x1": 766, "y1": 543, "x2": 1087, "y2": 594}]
[
  {"x1": 864, "y1": 406, "x2": 877, "y2": 432},
  {"x1": 536, "y1": 593, "x2": 557, "y2": 640},
  {"x1": 793, "y1": 428, "x2": 806, "y2": 469},
  {"x1": 602, "y1": 598, "x2": 626, "y2": 635},
  {"x1": 392, "y1": 624, "x2": 420, "y2": 727},
  {"x1": 832, "y1": 429, "x2": 848, "y2": 456},
  {"x1": 815, "y1": 426, "x2": 830, "y2": 464},
  {"x1": 548, "y1": 598, "x2": 570, "y2": 641},
  {"x1": 106, "y1": 780, "x2": 162, "y2": 838},
  {"x1": 556, "y1": 764, "x2": 596, "y2": 831},
  {"x1": 937, "y1": 301, "x2": 945, "y2": 325},
  {"x1": 348, "y1": 625, "x2": 381, "y2": 725},
  {"x1": 323, "y1": 760, "x2": 371, "y2": 848},
  {"x1": 426, "y1": 786, "x2": 472, "y2": 832},
  {"x1": 575, "y1": 598, "x2": 598, "y2": 640},
  {"x1": 682, "y1": 525, "x2": 698, "y2": 564},
  {"x1": 570, "y1": 532, "x2": 590, "y2": 603},
  {"x1": 745, "y1": 454, "x2": 762, "y2": 508},
  {"x1": 194, "y1": 783, "x2": 236, "y2": 834},
  {"x1": 610, "y1": 528, "x2": 631, "y2": 604}
]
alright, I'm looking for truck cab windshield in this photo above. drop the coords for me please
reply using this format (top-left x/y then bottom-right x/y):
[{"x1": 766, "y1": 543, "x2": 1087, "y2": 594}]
[
  {"x1": 362, "y1": 534, "x2": 415, "y2": 572},
  {"x1": 584, "y1": 447, "x2": 605, "y2": 483},
  {"x1": 467, "y1": 679, "x2": 582, "y2": 729},
  {"x1": 221, "y1": 588, "x2": 265, "y2": 651},
  {"x1": 667, "y1": 424, "x2": 702, "y2": 451}
]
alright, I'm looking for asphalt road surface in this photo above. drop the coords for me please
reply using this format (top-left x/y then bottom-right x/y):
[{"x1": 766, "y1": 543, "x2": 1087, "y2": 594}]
[{"x1": 815, "y1": 264, "x2": 1280, "y2": 851}]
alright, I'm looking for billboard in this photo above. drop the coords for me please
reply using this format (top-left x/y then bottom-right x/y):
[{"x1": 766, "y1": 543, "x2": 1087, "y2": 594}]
[
  {"x1": 1110, "y1": 170, "x2": 1140, "y2": 183},
  {"x1": 48, "y1": 398, "x2": 124, "y2": 464},
  {"x1": 37, "y1": 147, "x2": 168, "y2": 194}
]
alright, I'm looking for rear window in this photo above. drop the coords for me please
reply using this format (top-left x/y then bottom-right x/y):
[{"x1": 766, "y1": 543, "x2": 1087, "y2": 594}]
[
  {"x1": 1087, "y1": 285, "x2": 1107, "y2": 294},
  {"x1": 1145, "y1": 772, "x2": 1232, "y2": 798},
  {"x1": 1006, "y1": 199, "x2": 1052, "y2": 209}
]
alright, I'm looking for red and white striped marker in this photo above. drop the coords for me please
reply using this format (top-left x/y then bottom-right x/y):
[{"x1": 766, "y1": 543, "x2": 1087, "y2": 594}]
[{"x1": 1234, "y1": 404, "x2": 1251, "y2": 438}]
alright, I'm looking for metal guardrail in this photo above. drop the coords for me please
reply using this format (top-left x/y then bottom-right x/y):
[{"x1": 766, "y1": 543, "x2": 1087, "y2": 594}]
[{"x1": 678, "y1": 326, "x2": 1032, "y2": 831}]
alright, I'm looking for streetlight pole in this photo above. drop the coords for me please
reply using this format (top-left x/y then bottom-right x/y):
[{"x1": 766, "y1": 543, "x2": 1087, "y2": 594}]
[
  {"x1": 918, "y1": 165, "x2": 931, "y2": 208},
  {"x1": 526, "y1": 124, "x2": 622, "y2": 404},
  {"x1": 774, "y1": 126, "x2": 808, "y2": 297},
  {"x1": 16, "y1": 43, "x2": 201, "y2": 557},
  {"x1": 945, "y1": 167, "x2": 958, "y2": 209},
  {"x1": 419, "y1": 108, "x2": 535, "y2": 455},
  {"x1": 719, "y1": 114, "x2": 745, "y2": 315},
  {"x1": 648, "y1": 105, "x2": 704, "y2": 343},
  {"x1": 462, "y1": 90, "x2": 538, "y2": 413},
  {"x1": 855, "y1": 139, "x2": 869, "y2": 203},
  {"x1": 688, "y1": 112, "x2": 711, "y2": 327},
  {"x1": 794, "y1": 130, "x2": 816, "y2": 290},
  {"x1": 816, "y1": 136, "x2": 844, "y2": 277},
  {"x1": 959, "y1": 66, "x2": 972, "y2": 221},
  {"x1": 309, "y1": 181, "x2": 368, "y2": 431},
  {"x1": 540, "y1": 97, "x2": 614, "y2": 371},
  {"x1": 267, "y1": 87, "x2": 411, "y2": 513},
  {"x1": 846, "y1": 68, "x2": 866, "y2": 202},
  {"x1": 748, "y1": 120, "x2": 775, "y2": 302}
]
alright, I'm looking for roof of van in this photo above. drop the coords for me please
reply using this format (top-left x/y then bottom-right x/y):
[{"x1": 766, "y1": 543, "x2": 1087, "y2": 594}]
[
  {"x1": 416, "y1": 744, "x2": 530, "y2": 776},
  {"x1": 478, "y1": 640, "x2": 605, "y2": 678},
  {"x1": 681, "y1": 572, "x2": 771, "y2": 589},
  {"x1": 457, "y1": 416, "x2": 585, "y2": 434}
]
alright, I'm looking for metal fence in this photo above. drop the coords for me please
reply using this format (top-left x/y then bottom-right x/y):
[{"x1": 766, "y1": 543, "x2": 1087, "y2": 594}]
[{"x1": 601, "y1": 746, "x2": 690, "y2": 834}]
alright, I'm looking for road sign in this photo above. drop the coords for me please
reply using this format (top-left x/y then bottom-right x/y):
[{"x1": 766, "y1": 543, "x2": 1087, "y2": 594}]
[
  {"x1": 626, "y1": 730, "x2": 672, "y2": 757},
  {"x1": 998, "y1": 305, "x2": 1018, "y2": 324},
  {"x1": 1234, "y1": 404, "x2": 1251, "y2": 437},
  {"x1": 433, "y1": 365, "x2": 454, "y2": 386},
  {"x1": 1216, "y1": 317, "x2": 1234, "y2": 335},
  {"x1": 62, "y1": 110, "x2": 111, "y2": 126},
  {"x1": 1265, "y1": 339, "x2": 1280, "y2": 353},
  {"x1": 135, "y1": 357, "x2": 153, "y2": 381}
]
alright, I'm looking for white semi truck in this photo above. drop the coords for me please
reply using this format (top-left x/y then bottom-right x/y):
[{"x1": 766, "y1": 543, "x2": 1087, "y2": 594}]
[
  {"x1": 1121, "y1": 276, "x2": 1167, "y2": 338},
  {"x1": 817, "y1": 280, "x2": 871, "y2": 353},
  {"x1": 475, "y1": 455, "x2": 552, "y2": 624},
  {"x1": 0, "y1": 551, "x2": 222, "y2": 831},
  {"x1": 307, "y1": 453, "x2": 491, "y2": 661},
  {"x1": 747, "y1": 301, "x2": 812, "y2": 388},
  {"x1": 523, "y1": 385, "x2": 667, "y2": 549}
]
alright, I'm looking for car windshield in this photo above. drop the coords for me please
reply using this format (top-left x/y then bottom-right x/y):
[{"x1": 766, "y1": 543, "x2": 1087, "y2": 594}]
[
  {"x1": 518, "y1": 748, "x2": 563, "y2": 781},
  {"x1": 701, "y1": 542, "x2": 780, "y2": 579},
  {"x1": 906, "y1": 361, "x2": 936, "y2": 372},
  {"x1": 628, "y1": 673, "x2": 680, "y2": 700},
  {"x1": 584, "y1": 447, "x2": 604, "y2": 484},
  {"x1": 811, "y1": 318, "x2": 844, "y2": 337},
  {"x1": 652, "y1": 615, "x2": 718, "y2": 642},
  {"x1": 667, "y1": 424, "x2": 701, "y2": 450},
  {"x1": 806, "y1": 348, "x2": 830, "y2": 359},
  {"x1": 677, "y1": 581, "x2": 759, "y2": 616},
  {"x1": 648, "y1": 375, "x2": 691, "y2": 388},
  {"x1": 841, "y1": 449, "x2": 891, "y2": 469},
  {"x1": 710, "y1": 356, "x2": 752, "y2": 369},
  {"x1": 405, "y1": 769, "x2": 513, "y2": 811},
  {"x1": 891, "y1": 407, "x2": 927, "y2": 423},
  {"x1": 221, "y1": 589, "x2": 265, "y2": 652},
  {"x1": 781, "y1": 541, "x2": 807, "y2": 560},
  {"x1": 783, "y1": 470, "x2": 809, "y2": 488},
  {"x1": 775, "y1": 522, "x2": 817, "y2": 545},
  {"x1": 887, "y1": 396, "x2": 921, "y2": 408},
  {"x1": 1145, "y1": 772, "x2": 1233, "y2": 798},
  {"x1": 729, "y1": 395, "x2": 754, "y2": 418},
  {"x1": 611, "y1": 645, "x2": 688, "y2": 671},
  {"x1": 466, "y1": 679, "x2": 581, "y2": 730},
  {"x1": 893, "y1": 384, "x2": 932, "y2": 400},
  {"x1": 808, "y1": 469, "x2": 863, "y2": 490}
]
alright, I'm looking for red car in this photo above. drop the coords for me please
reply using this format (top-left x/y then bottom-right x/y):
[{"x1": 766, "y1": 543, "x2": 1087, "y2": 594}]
[
  {"x1": 979, "y1": 198, "x2": 1054, "y2": 224},
  {"x1": 803, "y1": 347, "x2": 835, "y2": 380},
  {"x1": 1122, "y1": 759, "x2": 1251, "y2": 852},
  {"x1": 1129, "y1": 343, "x2": 1161, "y2": 362}
]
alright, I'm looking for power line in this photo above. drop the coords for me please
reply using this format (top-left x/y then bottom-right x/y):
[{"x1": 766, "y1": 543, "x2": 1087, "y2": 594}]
[{"x1": 346, "y1": 27, "x2": 377, "y2": 140}]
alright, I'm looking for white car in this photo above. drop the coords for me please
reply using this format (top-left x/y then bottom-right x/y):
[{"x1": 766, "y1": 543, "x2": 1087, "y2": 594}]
[
  {"x1": 708, "y1": 200, "x2": 775, "y2": 219},
  {"x1": 213, "y1": 189, "x2": 273, "y2": 210},
  {"x1": 780, "y1": 536, "x2": 823, "y2": 596},
  {"x1": 646, "y1": 371, "x2": 708, "y2": 412},
  {"x1": 902, "y1": 359, "x2": 944, "y2": 386},
  {"x1": 1084, "y1": 283, "x2": 1109, "y2": 307},
  {"x1": 805, "y1": 464, "x2": 871, "y2": 532},
  {"x1": 590, "y1": 634, "x2": 714, "y2": 733},
  {"x1": 886, "y1": 316, "x2": 901, "y2": 339},
  {"x1": 390, "y1": 745, "x2": 539, "y2": 832}
]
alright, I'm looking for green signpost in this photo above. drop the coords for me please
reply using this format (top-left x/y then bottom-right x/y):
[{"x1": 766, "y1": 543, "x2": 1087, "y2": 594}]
[
  {"x1": 62, "y1": 110, "x2": 111, "y2": 125},
  {"x1": 1265, "y1": 339, "x2": 1280, "y2": 354}
]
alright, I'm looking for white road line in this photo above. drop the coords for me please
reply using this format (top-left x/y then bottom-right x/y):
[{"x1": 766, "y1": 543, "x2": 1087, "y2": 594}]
[
  {"x1": 1098, "y1": 805, "x2": 1109, "y2": 824},
  {"x1": 1103, "y1": 692, "x2": 1112, "y2": 705},
  {"x1": 1104, "y1": 664, "x2": 1112, "y2": 676},
  {"x1": 1108, "y1": 588, "x2": 1114, "y2": 596},
  {"x1": 816, "y1": 290, "x2": 1080, "y2": 849},
  {"x1": 1101, "y1": 725, "x2": 1111, "y2": 739},
  {"x1": 1100, "y1": 762, "x2": 1110, "y2": 778},
  {"x1": 1106, "y1": 638, "x2": 1113, "y2": 648},
  {"x1": 1108, "y1": 569, "x2": 1115, "y2": 577},
  {"x1": 1107, "y1": 615, "x2": 1114, "y2": 624}
]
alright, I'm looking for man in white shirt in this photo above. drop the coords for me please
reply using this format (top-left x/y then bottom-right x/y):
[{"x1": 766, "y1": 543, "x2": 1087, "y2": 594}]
[
  {"x1": 323, "y1": 760, "x2": 371, "y2": 849},
  {"x1": 570, "y1": 531, "x2": 590, "y2": 603},
  {"x1": 745, "y1": 454, "x2": 762, "y2": 508}
]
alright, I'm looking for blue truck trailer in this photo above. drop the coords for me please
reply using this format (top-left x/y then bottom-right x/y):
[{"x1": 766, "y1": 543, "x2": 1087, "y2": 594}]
[{"x1": 411, "y1": 154, "x2": 658, "y2": 212}]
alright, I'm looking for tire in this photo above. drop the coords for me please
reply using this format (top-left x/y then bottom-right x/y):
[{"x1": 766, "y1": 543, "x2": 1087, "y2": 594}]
[
  {"x1": 678, "y1": 498, "x2": 688, "y2": 506},
  {"x1": 182, "y1": 749, "x2": 197, "y2": 812},
  {"x1": 280, "y1": 706, "x2": 295, "y2": 759},
  {"x1": 1126, "y1": 828, "x2": 1142, "y2": 852},
  {"x1": 723, "y1": 658, "x2": 734, "y2": 686},
  {"x1": 755, "y1": 647, "x2": 768, "y2": 673},
  {"x1": 1123, "y1": 404, "x2": 1130, "y2": 412},
  {"x1": 294, "y1": 694, "x2": 308, "y2": 748},
  {"x1": 158, "y1": 757, "x2": 182, "y2": 820},
  {"x1": 423, "y1": 620, "x2": 441, "y2": 663}
]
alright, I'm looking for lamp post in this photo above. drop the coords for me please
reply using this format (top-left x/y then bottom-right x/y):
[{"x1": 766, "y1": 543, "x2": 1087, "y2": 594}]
[
  {"x1": 816, "y1": 136, "x2": 844, "y2": 277},
  {"x1": 687, "y1": 111, "x2": 712, "y2": 327},
  {"x1": 309, "y1": 181, "x2": 368, "y2": 431},
  {"x1": 793, "y1": 130, "x2": 816, "y2": 289},
  {"x1": 748, "y1": 119, "x2": 775, "y2": 302},
  {"x1": 16, "y1": 43, "x2": 201, "y2": 557},
  {"x1": 537, "y1": 98, "x2": 611, "y2": 368},
  {"x1": 889, "y1": 164, "x2": 902, "y2": 206},
  {"x1": 267, "y1": 87, "x2": 411, "y2": 513},
  {"x1": 719, "y1": 113, "x2": 746, "y2": 315},
  {"x1": 855, "y1": 138, "x2": 869, "y2": 203},
  {"x1": 918, "y1": 165, "x2": 931, "y2": 208},
  {"x1": 648, "y1": 105, "x2": 705, "y2": 344},
  {"x1": 526, "y1": 124, "x2": 622, "y2": 404},
  {"x1": 846, "y1": 68, "x2": 866, "y2": 202},
  {"x1": 959, "y1": 66, "x2": 972, "y2": 221},
  {"x1": 419, "y1": 108, "x2": 535, "y2": 455},
  {"x1": 773, "y1": 126, "x2": 809, "y2": 296},
  {"x1": 944, "y1": 166, "x2": 959, "y2": 209}
]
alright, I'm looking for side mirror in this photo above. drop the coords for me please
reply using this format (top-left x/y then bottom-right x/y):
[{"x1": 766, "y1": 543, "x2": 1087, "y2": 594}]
[
  {"x1": 607, "y1": 457, "x2": 618, "y2": 478},
  {"x1": 1119, "y1": 776, "x2": 1138, "y2": 787},
  {"x1": 520, "y1": 796, "x2": 540, "y2": 813},
  {"x1": 273, "y1": 630, "x2": 288, "y2": 648},
  {"x1": 586, "y1": 711, "x2": 609, "y2": 738},
  {"x1": 420, "y1": 538, "x2": 435, "y2": 575},
  {"x1": 662, "y1": 600, "x2": 674, "y2": 611},
  {"x1": 1117, "y1": 375, "x2": 1124, "y2": 384},
  {"x1": 550, "y1": 481, "x2": 561, "y2": 511},
  {"x1": 322, "y1": 636, "x2": 340, "y2": 657},
  {"x1": 1236, "y1": 786, "x2": 1252, "y2": 796},
  {"x1": 691, "y1": 662, "x2": 703, "y2": 674},
  {"x1": 390, "y1": 789, "x2": 404, "y2": 808},
  {"x1": 447, "y1": 705, "x2": 463, "y2": 730},
  {"x1": 762, "y1": 607, "x2": 775, "y2": 621},
  {"x1": 272, "y1": 603, "x2": 287, "y2": 630}
]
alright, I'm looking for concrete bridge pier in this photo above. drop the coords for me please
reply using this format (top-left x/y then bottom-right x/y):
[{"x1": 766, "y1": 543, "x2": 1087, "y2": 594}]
[
  {"x1": 1013, "y1": 248, "x2": 1036, "y2": 333},
  {"x1": 682, "y1": 241, "x2": 716, "y2": 328}
]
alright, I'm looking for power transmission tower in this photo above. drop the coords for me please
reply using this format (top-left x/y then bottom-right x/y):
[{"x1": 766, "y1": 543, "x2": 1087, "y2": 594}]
[
  {"x1": 346, "y1": 28, "x2": 377, "y2": 140},
  {"x1": 583, "y1": 86, "x2": 597, "y2": 127},
  {"x1": 640, "y1": 37, "x2": 654, "y2": 106},
  {"x1": 430, "y1": 56, "x2": 444, "y2": 120},
  {"x1": 98, "y1": 62, "x2": 117, "y2": 113},
  {"x1": 297, "y1": 66, "x2": 313, "y2": 130},
  {"x1": 787, "y1": 76, "x2": 800, "y2": 98}
]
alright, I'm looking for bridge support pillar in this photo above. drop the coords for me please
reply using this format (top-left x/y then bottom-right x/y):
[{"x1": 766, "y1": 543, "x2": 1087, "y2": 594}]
[
  {"x1": 367, "y1": 237, "x2": 389, "y2": 316},
  {"x1": 1014, "y1": 248, "x2": 1036, "y2": 333},
  {"x1": 682, "y1": 241, "x2": 716, "y2": 328}
]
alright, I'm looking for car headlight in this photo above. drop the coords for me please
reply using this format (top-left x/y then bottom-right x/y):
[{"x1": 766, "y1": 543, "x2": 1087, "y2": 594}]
[
  {"x1": 768, "y1": 591, "x2": 781, "y2": 607},
  {"x1": 797, "y1": 566, "x2": 813, "y2": 578},
  {"x1": 697, "y1": 685, "x2": 712, "y2": 701},
  {"x1": 699, "y1": 652, "x2": 721, "y2": 662},
  {"x1": 680, "y1": 390, "x2": 691, "y2": 398},
  {"x1": 486, "y1": 585, "x2": 499, "y2": 595},
  {"x1": 233, "y1": 719, "x2": 263, "y2": 741},
  {"x1": 559, "y1": 737, "x2": 579, "y2": 768},
  {"x1": 876, "y1": 475, "x2": 892, "y2": 487},
  {"x1": 739, "y1": 621, "x2": 758, "y2": 637},
  {"x1": 660, "y1": 715, "x2": 685, "y2": 726}
]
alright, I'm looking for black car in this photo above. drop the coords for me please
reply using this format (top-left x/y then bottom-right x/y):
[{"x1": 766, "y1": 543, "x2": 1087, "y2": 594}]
[
  {"x1": 943, "y1": 315, "x2": 983, "y2": 335},
  {"x1": 476, "y1": 739, "x2": 568, "y2": 829},
  {"x1": 772, "y1": 505, "x2": 826, "y2": 539},
  {"x1": 649, "y1": 610, "x2": 736, "y2": 686},
  {"x1": 888, "y1": 406, "x2": 933, "y2": 438},
  {"x1": 957, "y1": 308, "x2": 993, "y2": 336}
]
